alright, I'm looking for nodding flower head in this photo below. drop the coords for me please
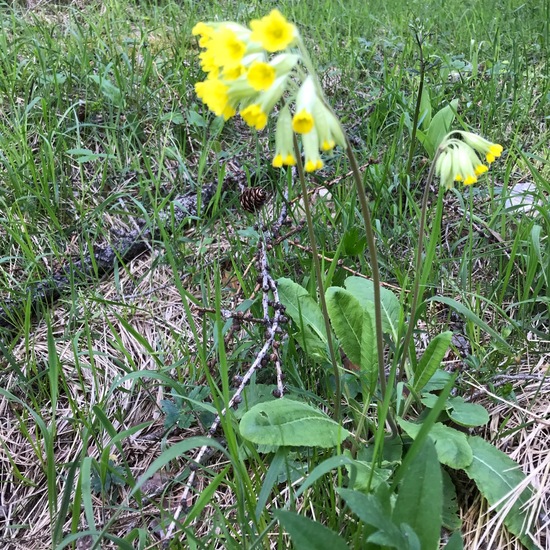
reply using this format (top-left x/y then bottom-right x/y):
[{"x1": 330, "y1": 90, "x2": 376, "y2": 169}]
[
  {"x1": 192, "y1": 12, "x2": 346, "y2": 172},
  {"x1": 436, "y1": 132, "x2": 503, "y2": 190}
]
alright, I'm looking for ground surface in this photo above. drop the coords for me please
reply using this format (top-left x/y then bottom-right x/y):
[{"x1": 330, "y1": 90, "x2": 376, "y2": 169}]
[{"x1": 0, "y1": 1, "x2": 548, "y2": 549}]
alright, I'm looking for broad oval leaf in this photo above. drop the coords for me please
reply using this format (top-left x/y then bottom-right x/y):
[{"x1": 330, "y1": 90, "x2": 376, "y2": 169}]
[
  {"x1": 326, "y1": 287, "x2": 363, "y2": 365},
  {"x1": 239, "y1": 399, "x2": 350, "y2": 448},
  {"x1": 398, "y1": 419, "x2": 473, "y2": 469},
  {"x1": 465, "y1": 436, "x2": 537, "y2": 550},
  {"x1": 344, "y1": 276, "x2": 401, "y2": 338},
  {"x1": 421, "y1": 393, "x2": 488, "y2": 428},
  {"x1": 446, "y1": 396, "x2": 489, "y2": 427}
]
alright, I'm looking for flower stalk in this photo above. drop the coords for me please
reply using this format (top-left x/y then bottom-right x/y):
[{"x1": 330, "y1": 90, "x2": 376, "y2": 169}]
[
  {"x1": 293, "y1": 134, "x2": 342, "y2": 420},
  {"x1": 191, "y1": 8, "x2": 504, "y2": 433}
]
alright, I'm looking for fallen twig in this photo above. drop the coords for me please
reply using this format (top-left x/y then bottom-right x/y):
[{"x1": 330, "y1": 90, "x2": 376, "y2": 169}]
[{"x1": 162, "y1": 193, "x2": 291, "y2": 544}]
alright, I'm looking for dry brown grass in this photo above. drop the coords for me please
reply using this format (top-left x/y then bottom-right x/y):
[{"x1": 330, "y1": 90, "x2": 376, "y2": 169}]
[
  {"x1": 461, "y1": 354, "x2": 550, "y2": 550},
  {"x1": 2, "y1": 231, "x2": 548, "y2": 549},
  {"x1": 0, "y1": 246, "x2": 207, "y2": 548}
]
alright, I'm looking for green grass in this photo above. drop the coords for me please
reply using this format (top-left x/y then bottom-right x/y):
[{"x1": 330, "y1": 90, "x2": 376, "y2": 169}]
[{"x1": 0, "y1": 0, "x2": 548, "y2": 548}]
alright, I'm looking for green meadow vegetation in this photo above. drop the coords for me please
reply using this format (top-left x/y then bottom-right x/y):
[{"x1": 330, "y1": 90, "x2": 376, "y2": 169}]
[{"x1": 0, "y1": 0, "x2": 548, "y2": 549}]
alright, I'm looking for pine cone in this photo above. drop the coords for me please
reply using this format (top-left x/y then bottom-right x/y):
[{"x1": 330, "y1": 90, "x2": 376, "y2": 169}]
[{"x1": 240, "y1": 187, "x2": 268, "y2": 212}]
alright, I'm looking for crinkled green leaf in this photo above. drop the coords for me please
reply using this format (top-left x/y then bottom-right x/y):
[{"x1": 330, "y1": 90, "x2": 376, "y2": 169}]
[
  {"x1": 343, "y1": 452, "x2": 392, "y2": 492},
  {"x1": 239, "y1": 399, "x2": 350, "y2": 448},
  {"x1": 360, "y1": 306, "x2": 378, "y2": 391},
  {"x1": 275, "y1": 510, "x2": 348, "y2": 550},
  {"x1": 360, "y1": 435, "x2": 403, "y2": 465},
  {"x1": 326, "y1": 287, "x2": 363, "y2": 365},
  {"x1": 441, "y1": 469, "x2": 461, "y2": 531},
  {"x1": 412, "y1": 331, "x2": 453, "y2": 394},
  {"x1": 444, "y1": 532, "x2": 464, "y2": 550},
  {"x1": 343, "y1": 276, "x2": 401, "y2": 338},
  {"x1": 398, "y1": 419, "x2": 473, "y2": 469},
  {"x1": 421, "y1": 369, "x2": 453, "y2": 393},
  {"x1": 277, "y1": 277, "x2": 329, "y2": 359},
  {"x1": 424, "y1": 99, "x2": 459, "y2": 157},
  {"x1": 394, "y1": 438, "x2": 442, "y2": 550},
  {"x1": 338, "y1": 488, "x2": 408, "y2": 548},
  {"x1": 419, "y1": 87, "x2": 432, "y2": 130},
  {"x1": 465, "y1": 436, "x2": 537, "y2": 550}
]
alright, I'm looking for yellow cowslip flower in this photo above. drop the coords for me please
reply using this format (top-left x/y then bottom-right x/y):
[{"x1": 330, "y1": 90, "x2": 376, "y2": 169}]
[
  {"x1": 195, "y1": 79, "x2": 230, "y2": 117},
  {"x1": 192, "y1": 22, "x2": 215, "y2": 48},
  {"x1": 245, "y1": 53, "x2": 298, "y2": 91},
  {"x1": 302, "y1": 127, "x2": 324, "y2": 172},
  {"x1": 292, "y1": 76, "x2": 317, "y2": 134},
  {"x1": 241, "y1": 104, "x2": 268, "y2": 130},
  {"x1": 435, "y1": 149, "x2": 454, "y2": 190},
  {"x1": 222, "y1": 64, "x2": 246, "y2": 80},
  {"x1": 312, "y1": 100, "x2": 346, "y2": 151},
  {"x1": 192, "y1": 12, "x2": 344, "y2": 174},
  {"x1": 222, "y1": 104, "x2": 237, "y2": 120},
  {"x1": 292, "y1": 110, "x2": 314, "y2": 134},
  {"x1": 198, "y1": 49, "x2": 219, "y2": 76},
  {"x1": 193, "y1": 21, "x2": 251, "y2": 49},
  {"x1": 453, "y1": 141, "x2": 487, "y2": 185},
  {"x1": 247, "y1": 61, "x2": 276, "y2": 91},
  {"x1": 272, "y1": 106, "x2": 296, "y2": 167},
  {"x1": 250, "y1": 9, "x2": 297, "y2": 52},
  {"x1": 458, "y1": 131, "x2": 504, "y2": 164},
  {"x1": 436, "y1": 133, "x2": 498, "y2": 189},
  {"x1": 239, "y1": 75, "x2": 289, "y2": 130},
  {"x1": 209, "y1": 27, "x2": 248, "y2": 69}
]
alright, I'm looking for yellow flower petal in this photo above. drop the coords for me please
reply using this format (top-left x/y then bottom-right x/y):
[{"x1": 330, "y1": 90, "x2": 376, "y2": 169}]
[
  {"x1": 195, "y1": 79, "x2": 229, "y2": 116},
  {"x1": 250, "y1": 9, "x2": 296, "y2": 52},
  {"x1": 292, "y1": 109, "x2": 314, "y2": 134},
  {"x1": 247, "y1": 61, "x2": 276, "y2": 91},
  {"x1": 240, "y1": 104, "x2": 268, "y2": 130}
]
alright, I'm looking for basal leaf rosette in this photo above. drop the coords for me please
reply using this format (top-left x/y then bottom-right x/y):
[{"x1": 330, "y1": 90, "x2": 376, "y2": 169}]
[{"x1": 192, "y1": 10, "x2": 346, "y2": 172}]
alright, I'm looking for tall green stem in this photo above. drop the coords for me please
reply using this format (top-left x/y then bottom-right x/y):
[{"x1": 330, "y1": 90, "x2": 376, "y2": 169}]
[
  {"x1": 405, "y1": 29, "x2": 426, "y2": 178},
  {"x1": 397, "y1": 148, "x2": 442, "y2": 381},
  {"x1": 298, "y1": 31, "x2": 390, "y2": 425},
  {"x1": 343, "y1": 138, "x2": 387, "y2": 400},
  {"x1": 293, "y1": 134, "x2": 341, "y2": 421}
]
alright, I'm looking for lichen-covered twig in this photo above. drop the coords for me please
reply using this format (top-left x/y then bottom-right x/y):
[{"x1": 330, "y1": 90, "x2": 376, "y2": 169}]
[{"x1": 162, "y1": 193, "x2": 291, "y2": 544}]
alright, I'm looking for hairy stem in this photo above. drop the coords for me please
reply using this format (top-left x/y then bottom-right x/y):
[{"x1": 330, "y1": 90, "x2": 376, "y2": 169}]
[
  {"x1": 405, "y1": 28, "x2": 426, "y2": 178},
  {"x1": 344, "y1": 138, "x2": 387, "y2": 399},
  {"x1": 293, "y1": 134, "x2": 342, "y2": 421},
  {"x1": 397, "y1": 148, "x2": 442, "y2": 381}
]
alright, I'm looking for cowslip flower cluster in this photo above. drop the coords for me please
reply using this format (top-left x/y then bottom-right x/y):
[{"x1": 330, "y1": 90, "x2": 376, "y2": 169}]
[
  {"x1": 192, "y1": 10, "x2": 346, "y2": 172},
  {"x1": 436, "y1": 131, "x2": 503, "y2": 190}
]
